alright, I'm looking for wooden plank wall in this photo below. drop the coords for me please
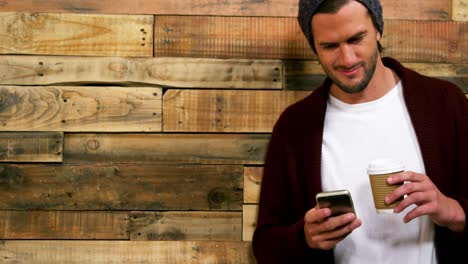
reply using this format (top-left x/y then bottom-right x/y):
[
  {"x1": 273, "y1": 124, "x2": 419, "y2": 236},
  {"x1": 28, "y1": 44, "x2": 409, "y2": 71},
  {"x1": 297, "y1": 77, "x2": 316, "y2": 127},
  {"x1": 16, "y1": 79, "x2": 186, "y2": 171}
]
[{"x1": 0, "y1": 0, "x2": 466, "y2": 263}]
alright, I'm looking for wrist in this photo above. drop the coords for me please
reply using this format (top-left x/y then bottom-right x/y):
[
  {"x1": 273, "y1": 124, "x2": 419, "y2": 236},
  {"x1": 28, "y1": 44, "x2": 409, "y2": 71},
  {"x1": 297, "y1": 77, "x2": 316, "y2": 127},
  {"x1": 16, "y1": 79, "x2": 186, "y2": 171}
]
[{"x1": 446, "y1": 198, "x2": 466, "y2": 232}]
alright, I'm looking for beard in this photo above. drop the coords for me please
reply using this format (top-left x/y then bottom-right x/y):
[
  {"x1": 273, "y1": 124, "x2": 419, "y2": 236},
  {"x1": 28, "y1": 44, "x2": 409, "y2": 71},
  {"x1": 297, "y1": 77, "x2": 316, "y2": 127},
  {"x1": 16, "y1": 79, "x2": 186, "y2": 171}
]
[{"x1": 322, "y1": 47, "x2": 379, "y2": 94}]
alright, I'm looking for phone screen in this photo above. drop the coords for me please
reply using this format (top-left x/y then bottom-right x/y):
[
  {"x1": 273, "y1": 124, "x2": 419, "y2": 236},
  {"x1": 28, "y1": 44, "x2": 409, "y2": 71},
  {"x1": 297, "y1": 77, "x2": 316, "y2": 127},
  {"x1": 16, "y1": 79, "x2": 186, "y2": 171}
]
[{"x1": 316, "y1": 190, "x2": 356, "y2": 216}]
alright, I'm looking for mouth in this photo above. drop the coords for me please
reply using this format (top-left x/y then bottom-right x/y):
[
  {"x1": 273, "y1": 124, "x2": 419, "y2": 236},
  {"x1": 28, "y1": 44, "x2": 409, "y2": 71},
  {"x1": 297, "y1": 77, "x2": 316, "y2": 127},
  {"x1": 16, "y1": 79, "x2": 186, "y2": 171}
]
[{"x1": 336, "y1": 64, "x2": 362, "y2": 77}]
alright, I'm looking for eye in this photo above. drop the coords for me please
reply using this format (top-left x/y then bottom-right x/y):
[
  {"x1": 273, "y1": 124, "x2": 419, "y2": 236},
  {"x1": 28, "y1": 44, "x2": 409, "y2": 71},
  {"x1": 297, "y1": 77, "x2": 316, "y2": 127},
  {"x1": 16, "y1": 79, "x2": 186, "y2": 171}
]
[
  {"x1": 322, "y1": 44, "x2": 338, "y2": 50},
  {"x1": 348, "y1": 34, "x2": 365, "y2": 44}
]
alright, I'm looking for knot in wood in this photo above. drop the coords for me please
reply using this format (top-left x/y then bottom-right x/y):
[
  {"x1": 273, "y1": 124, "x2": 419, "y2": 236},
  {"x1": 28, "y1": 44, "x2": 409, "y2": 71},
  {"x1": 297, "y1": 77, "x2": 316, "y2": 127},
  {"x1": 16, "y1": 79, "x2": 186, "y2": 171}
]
[
  {"x1": 108, "y1": 62, "x2": 129, "y2": 74},
  {"x1": 448, "y1": 41, "x2": 458, "y2": 53},
  {"x1": 86, "y1": 139, "x2": 100, "y2": 151},
  {"x1": 208, "y1": 187, "x2": 228, "y2": 209}
]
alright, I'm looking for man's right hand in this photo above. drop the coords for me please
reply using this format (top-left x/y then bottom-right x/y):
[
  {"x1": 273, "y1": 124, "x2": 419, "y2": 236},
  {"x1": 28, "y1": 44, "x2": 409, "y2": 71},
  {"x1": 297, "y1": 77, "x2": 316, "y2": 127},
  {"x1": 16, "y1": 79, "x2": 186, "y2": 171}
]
[{"x1": 304, "y1": 206, "x2": 362, "y2": 250}]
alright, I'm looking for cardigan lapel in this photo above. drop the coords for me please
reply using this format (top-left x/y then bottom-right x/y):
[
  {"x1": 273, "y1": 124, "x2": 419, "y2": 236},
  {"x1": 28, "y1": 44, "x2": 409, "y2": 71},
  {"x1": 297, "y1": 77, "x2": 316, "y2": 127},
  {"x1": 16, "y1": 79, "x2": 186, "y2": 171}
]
[
  {"x1": 301, "y1": 79, "x2": 330, "y2": 207},
  {"x1": 382, "y1": 57, "x2": 439, "y2": 185}
]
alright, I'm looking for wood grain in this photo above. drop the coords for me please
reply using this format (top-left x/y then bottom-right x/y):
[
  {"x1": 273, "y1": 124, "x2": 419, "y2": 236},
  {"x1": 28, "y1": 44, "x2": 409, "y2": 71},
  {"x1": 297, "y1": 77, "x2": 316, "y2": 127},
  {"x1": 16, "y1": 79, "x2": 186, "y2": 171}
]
[
  {"x1": 0, "y1": 86, "x2": 161, "y2": 132},
  {"x1": 0, "y1": 210, "x2": 128, "y2": 239},
  {"x1": 244, "y1": 167, "x2": 263, "y2": 204},
  {"x1": 283, "y1": 60, "x2": 325, "y2": 91},
  {"x1": 0, "y1": 56, "x2": 282, "y2": 89},
  {"x1": 0, "y1": 240, "x2": 255, "y2": 264},
  {"x1": 129, "y1": 211, "x2": 241, "y2": 241},
  {"x1": 63, "y1": 133, "x2": 269, "y2": 165},
  {"x1": 381, "y1": 0, "x2": 451, "y2": 20},
  {"x1": 155, "y1": 16, "x2": 466, "y2": 63},
  {"x1": 242, "y1": 205, "x2": 258, "y2": 242},
  {"x1": 404, "y1": 62, "x2": 468, "y2": 91},
  {"x1": 155, "y1": 16, "x2": 310, "y2": 60},
  {"x1": 453, "y1": 0, "x2": 467, "y2": 21},
  {"x1": 382, "y1": 20, "x2": 467, "y2": 63},
  {"x1": 0, "y1": 0, "x2": 451, "y2": 20},
  {"x1": 0, "y1": 13, "x2": 153, "y2": 56},
  {"x1": 0, "y1": 132, "x2": 63, "y2": 162},
  {"x1": 402, "y1": 62, "x2": 468, "y2": 77},
  {"x1": 163, "y1": 90, "x2": 311, "y2": 132},
  {"x1": 0, "y1": 164, "x2": 243, "y2": 210},
  {"x1": 284, "y1": 61, "x2": 468, "y2": 92}
]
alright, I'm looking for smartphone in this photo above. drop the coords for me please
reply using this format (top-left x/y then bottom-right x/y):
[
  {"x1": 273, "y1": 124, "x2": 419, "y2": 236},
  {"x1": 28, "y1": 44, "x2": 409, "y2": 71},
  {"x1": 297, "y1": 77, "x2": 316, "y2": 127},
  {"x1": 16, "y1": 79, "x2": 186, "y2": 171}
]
[{"x1": 316, "y1": 190, "x2": 356, "y2": 217}]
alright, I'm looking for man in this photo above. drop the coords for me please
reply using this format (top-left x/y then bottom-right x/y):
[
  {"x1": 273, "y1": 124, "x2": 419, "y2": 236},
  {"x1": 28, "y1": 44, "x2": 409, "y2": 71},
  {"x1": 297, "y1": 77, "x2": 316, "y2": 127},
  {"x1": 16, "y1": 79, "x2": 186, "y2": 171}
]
[{"x1": 252, "y1": 0, "x2": 467, "y2": 263}]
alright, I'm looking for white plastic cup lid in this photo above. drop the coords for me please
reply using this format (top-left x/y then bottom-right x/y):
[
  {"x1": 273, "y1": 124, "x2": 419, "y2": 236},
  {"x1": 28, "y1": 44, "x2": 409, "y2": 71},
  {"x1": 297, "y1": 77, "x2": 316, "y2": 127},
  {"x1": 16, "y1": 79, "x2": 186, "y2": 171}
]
[{"x1": 367, "y1": 158, "x2": 404, "y2": 175}]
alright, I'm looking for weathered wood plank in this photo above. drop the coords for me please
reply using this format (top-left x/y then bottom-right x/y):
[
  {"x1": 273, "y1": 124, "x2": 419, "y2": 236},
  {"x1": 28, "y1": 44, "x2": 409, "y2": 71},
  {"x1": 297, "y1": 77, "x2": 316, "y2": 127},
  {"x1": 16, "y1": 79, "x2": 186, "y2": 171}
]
[
  {"x1": 0, "y1": 86, "x2": 161, "y2": 132},
  {"x1": 163, "y1": 90, "x2": 310, "y2": 132},
  {"x1": 242, "y1": 205, "x2": 258, "y2": 242},
  {"x1": 0, "y1": 13, "x2": 153, "y2": 57},
  {"x1": 155, "y1": 16, "x2": 309, "y2": 60},
  {"x1": 0, "y1": 0, "x2": 451, "y2": 20},
  {"x1": 0, "y1": 132, "x2": 63, "y2": 162},
  {"x1": 0, "y1": 210, "x2": 128, "y2": 239},
  {"x1": 244, "y1": 167, "x2": 263, "y2": 204},
  {"x1": 0, "y1": 164, "x2": 243, "y2": 210},
  {"x1": 404, "y1": 62, "x2": 468, "y2": 92},
  {"x1": 0, "y1": 56, "x2": 282, "y2": 89},
  {"x1": 402, "y1": 62, "x2": 468, "y2": 77},
  {"x1": 453, "y1": 0, "x2": 467, "y2": 21},
  {"x1": 0, "y1": 240, "x2": 255, "y2": 264},
  {"x1": 381, "y1": 0, "x2": 451, "y2": 20},
  {"x1": 64, "y1": 133, "x2": 269, "y2": 165},
  {"x1": 129, "y1": 211, "x2": 241, "y2": 241},
  {"x1": 284, "y1": 61, "x2": 468, "y2": 92},
  {"x1": 382, "y1": 20, "x2": 467, "y2": 63},
  {"x1": 155, "y1": 16, "x2": 466, "y2": 63},
  {"x1": 283, "y1": 60, "x2": 324, "y2": 91}
]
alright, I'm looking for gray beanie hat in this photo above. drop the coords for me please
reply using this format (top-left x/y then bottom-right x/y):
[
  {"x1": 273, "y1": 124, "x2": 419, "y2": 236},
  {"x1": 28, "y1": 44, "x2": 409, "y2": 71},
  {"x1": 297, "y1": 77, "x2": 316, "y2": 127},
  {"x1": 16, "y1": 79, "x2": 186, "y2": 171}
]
[{"x1": 298, "y1": 0, "x2": 384, "y2": 51}]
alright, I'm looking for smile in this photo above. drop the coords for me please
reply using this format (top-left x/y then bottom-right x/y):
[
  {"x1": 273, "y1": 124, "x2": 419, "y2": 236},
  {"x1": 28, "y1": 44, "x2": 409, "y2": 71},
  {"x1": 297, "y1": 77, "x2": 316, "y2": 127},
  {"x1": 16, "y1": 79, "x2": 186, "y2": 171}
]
[{"x1": 338, "y1": 64, "x2": 361, "y2": 77}]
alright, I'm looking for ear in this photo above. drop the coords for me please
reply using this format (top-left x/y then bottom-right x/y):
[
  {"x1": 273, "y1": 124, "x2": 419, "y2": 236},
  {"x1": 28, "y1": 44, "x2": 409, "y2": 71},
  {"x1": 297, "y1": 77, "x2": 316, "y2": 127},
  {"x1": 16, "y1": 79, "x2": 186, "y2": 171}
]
[{"x1": 376, "y1": 32, "x2": 381, "y2": 41}]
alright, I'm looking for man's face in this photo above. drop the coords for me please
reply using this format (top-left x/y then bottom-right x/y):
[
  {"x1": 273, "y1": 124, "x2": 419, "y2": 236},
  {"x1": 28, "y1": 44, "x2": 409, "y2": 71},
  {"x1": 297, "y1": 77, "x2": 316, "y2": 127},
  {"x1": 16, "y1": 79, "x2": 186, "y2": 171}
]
[{"x1": 311, "y1": 1, "x2": 381, "y2": 94}]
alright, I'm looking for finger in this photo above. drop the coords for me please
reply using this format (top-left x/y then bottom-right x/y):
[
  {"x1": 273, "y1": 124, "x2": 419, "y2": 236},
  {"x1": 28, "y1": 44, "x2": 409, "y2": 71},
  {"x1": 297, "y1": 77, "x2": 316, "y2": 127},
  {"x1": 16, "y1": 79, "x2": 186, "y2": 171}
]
[
  {"x1": 385, "y1": 181, "x2": 425, "y2": 205},
  {"x1": 387, "y1": 176, "x2": 438, "y2": 207},
  {"x1": 316, "y1": 218, "x2": 362, "y2": 242},
  {"x1": 304, "y1": 207, "x2": 332, "y2": 223},
  {"x1": 402, "y1": 203, "x2": 433, "y2": 223},
  {"x1": 393, "y1": 191, "x2": 428, "y2": 213},
  {"x1": 387, "y1": 171, "x2": 424, "y2": 185},
  {"x1": 316, "y1": 213, "x2": 357, "y2": 233},
  {"x1": 307, "y1": 218, "x2": 361, "y2": 250},
  {"x1": 315, "y1": 234, "x2": 348, "y2": 250}
]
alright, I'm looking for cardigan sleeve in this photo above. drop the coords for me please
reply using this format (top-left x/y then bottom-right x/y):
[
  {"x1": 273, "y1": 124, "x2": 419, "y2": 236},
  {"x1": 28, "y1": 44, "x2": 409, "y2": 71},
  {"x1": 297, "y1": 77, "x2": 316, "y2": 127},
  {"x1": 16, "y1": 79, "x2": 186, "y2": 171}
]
[
  {"x1": 252, "y1": 110, "x2": 333, "y2": 263},
  {"x1": 451, "y1": 86, "x2": 468, "y2": 237},
  {"x1": 434, "y1": 84, "x2": 468, "y2": 262}
]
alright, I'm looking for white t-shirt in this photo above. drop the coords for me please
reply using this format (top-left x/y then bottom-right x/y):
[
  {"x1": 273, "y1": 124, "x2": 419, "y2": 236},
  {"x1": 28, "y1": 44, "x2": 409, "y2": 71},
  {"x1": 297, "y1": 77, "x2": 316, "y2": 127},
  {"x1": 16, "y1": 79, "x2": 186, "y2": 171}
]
[{"x1": 321, "y1": 82, "x2": 437, "y2": 264}]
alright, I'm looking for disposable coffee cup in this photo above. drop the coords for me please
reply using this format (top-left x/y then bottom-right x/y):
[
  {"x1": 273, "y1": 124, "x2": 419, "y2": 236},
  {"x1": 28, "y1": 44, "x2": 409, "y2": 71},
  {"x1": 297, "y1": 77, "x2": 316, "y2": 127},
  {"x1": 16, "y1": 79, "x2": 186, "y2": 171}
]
[{"x1": 367, "y1": 158, "x2": 404, "y2": 213}]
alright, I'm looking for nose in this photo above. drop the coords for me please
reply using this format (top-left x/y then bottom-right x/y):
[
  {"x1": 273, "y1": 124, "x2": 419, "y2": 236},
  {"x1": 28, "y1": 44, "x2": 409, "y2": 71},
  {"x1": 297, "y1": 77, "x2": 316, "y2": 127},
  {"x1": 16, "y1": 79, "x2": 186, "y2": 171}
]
[{"x1": 337, "y1": 44, "x2": 357, "y2": 68}]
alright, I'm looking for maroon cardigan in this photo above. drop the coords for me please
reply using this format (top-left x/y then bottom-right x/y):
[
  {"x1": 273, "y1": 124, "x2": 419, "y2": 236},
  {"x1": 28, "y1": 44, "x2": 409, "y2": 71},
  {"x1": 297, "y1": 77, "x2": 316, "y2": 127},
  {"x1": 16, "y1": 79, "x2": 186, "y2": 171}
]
[{"x1": 252, "y1": 57, "x2": 468, "y2": 263}]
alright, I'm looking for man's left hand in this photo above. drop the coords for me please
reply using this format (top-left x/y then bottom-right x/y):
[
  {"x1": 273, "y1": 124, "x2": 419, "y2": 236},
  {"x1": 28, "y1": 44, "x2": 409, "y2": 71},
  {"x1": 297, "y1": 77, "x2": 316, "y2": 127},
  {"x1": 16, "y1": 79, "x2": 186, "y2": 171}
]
[{"x1": 385, "y1": 171, "x2": 465, "y2": 232}]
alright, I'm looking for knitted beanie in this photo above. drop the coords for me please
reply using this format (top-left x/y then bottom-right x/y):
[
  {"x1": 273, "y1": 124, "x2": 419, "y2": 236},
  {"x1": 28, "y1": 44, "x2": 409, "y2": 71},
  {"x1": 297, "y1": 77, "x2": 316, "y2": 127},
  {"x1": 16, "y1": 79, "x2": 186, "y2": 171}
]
[{"x1": 298, "y1": 0, "x2": 384, "y2": 50}]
